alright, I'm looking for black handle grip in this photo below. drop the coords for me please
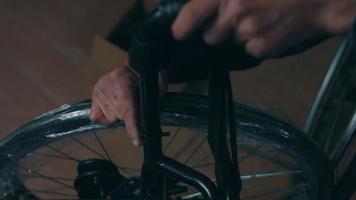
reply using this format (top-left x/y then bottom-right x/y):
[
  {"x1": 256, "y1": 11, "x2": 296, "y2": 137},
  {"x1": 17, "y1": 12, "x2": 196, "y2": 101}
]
[{"x1": 128, "y1": 0, "x2": 261, "y2": 83}]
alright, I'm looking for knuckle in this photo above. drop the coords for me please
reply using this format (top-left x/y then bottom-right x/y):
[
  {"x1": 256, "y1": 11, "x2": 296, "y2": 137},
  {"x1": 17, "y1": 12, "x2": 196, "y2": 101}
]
[
  {"x1": 90, "y1": 112, "x2": 104, "y2": 123},
  {"x1": 97, "y1": 80, "x2": 111, "y2": 94},
  {"x1": 121, "y1": 106, "x2": 134, "y2": 118},
  {"x1": 103, "y1": 113, "x2": 116, "y2": 124},
  {"x1": 252, "y1": 49, "x2": 267, "y2": 58},
  {"x1": 97, "y1": 76, "x2": 109, "y2": 88},
  {"x1": 251, "y1": 48, "x2": 267, "y2": 58},
  {"x1": 203, "y1": 33, "x2": 217, "y2": 45},
  {"x1": 101, "y1": 110, "x2": 115, "y2": 122},
  {"x1": 113, "y1": 67, "x2": 127, "y2": 77},
  {"x1": 113, "y1": 68, "x2": 137, "y2": 85},
  {"x1": 239, "y1": 18, "x2": 259, "y2": 35},
  {"x1": 233, "y1": 0, "x2": 250, "y2": 13},
  {"x1": 246, "y1": 38, "x2": 269, "y2": 58},
  {"x1": 90, "y1": 113, "x2": 99, "y2": 122},
  {"x1": 92, "y1": 93, "x2": 98, "y2": 102},
  {"x1": 220, "y1": 0, "x2": 230, "y2": 11},
  {"x1": 93, "y1": 83, "x2": 100, "y2": 93},
  {"x1": 101, "y1": 72, "x2": 111, "y2": 81},
  {"x1": 107, "y1": 117, "x2": 116, "y2": 124},
  {"x1": 184, "y1": 6, "x2": 204, "y2": 23},
  {"x1": 100, "y1": 119, "x2": 112, "y2": 126},
  {"x1": 114, "y1": 109, "x2": 123, "y2": 119}
]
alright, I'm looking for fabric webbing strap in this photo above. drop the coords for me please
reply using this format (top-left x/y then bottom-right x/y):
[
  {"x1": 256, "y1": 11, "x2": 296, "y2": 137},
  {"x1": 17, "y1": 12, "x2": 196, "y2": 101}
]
[{"x1": 208, "y1": 68, "x2": 241, "y2": 199}]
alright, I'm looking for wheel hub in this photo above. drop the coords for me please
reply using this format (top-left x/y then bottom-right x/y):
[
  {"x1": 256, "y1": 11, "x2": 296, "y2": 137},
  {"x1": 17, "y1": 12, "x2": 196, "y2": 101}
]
[{"x1": 74, "y1": 159, "x2": 125, "y2": 199}]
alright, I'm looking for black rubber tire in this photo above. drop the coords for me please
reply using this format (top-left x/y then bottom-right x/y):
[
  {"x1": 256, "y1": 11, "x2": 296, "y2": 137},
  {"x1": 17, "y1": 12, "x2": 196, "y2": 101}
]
[{"x1": 0, "y1": 93, "x2": 333, "y2": 199}]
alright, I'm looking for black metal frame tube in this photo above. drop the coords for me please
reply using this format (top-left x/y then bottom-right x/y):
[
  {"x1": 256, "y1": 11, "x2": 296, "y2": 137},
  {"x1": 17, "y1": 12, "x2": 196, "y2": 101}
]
[
  {"x1": 138, "y1": 69, "x2": 220, "y2": 199},
  {"x1": 129, "y1": 1, "x2": 234, "y2": 199},
  {"x1": 139, "y1": 70, "x2": 165, "y2": 200}
]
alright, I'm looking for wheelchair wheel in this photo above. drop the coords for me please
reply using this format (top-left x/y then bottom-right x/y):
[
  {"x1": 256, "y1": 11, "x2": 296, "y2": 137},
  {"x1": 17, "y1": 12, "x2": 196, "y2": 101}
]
[{"x1": 0, "y1": 93, "x2": 333, "y2": 199}]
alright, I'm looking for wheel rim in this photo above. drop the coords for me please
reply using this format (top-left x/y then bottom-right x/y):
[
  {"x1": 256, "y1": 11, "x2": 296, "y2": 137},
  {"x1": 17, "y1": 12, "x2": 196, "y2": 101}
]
[
  {"x1": 9, "y1": 126, "x2": 317, "y2": 200},
  {"x1": 0, "y1": 95, "x2": 328, "y2": 199}
]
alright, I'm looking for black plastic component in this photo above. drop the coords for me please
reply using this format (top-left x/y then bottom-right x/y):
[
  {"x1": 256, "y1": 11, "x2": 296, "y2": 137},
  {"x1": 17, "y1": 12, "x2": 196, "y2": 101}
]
[
  {"x1": 331, "y1": 156, "x2": 356, "y2": 200},
  {"x1": 349, "y1": 19, "x2": 356, "y2": 53},
  {"x1": 158, "y1": 156, "x2": 218, "y2": 199},
  {"x1": 207, "y1": 69, "x2": 241, "y2": 199},
  {"x1": 74, "y1": 159, "x2": 125, "y2": 199},
  {"x1": 128, "y1": 1, "x2": 258, "y2": 199},
  {"x1": 106, "y1": 0, "x2": 145, "y2": 51},
  {"x1": 129, "y1": 0, "x2": 261, "y2": 83},
  {"x1": 111, "y1": 177, "x2": 140, "y2": 199}
]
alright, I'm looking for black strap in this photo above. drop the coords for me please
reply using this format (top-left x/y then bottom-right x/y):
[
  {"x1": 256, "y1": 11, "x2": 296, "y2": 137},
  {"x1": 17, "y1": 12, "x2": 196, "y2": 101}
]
[
  {"x1": 208, "y1": 68, "x2": 241, "y2": 199},
  {"x1": 226, "y1": 71, "x2": 241, "y2": 188},
  {"x1": 348, "y1": 18, "x2": 356, "y2": 55}
]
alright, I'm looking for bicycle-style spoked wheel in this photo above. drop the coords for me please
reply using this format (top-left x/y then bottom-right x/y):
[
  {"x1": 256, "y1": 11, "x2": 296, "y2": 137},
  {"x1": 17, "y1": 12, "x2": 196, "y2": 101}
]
[{"x1": 0, "y1": 93, "x2": 333, "y2": 199}]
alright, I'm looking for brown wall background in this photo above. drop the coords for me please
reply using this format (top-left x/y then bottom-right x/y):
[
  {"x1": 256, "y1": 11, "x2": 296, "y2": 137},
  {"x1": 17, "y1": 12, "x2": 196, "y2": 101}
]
[{"x1": 0, "y1": 0, "x2": 343, "y2": 139}]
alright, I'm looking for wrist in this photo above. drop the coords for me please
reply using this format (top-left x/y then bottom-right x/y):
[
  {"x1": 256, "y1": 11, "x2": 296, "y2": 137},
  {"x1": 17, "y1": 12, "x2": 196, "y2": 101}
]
[{"x1": 317, "y1": 0, "x2": 356, "y2": 34}]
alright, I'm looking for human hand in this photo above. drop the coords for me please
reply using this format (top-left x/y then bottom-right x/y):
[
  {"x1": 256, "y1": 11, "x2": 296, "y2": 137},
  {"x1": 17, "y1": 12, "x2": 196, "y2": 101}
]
[
  {"x1": 90, "y1": 61, "x2": 167, "y2": 147},
  {"x1": 172, "y1": 0, "x2": 355, "y2": 58}
]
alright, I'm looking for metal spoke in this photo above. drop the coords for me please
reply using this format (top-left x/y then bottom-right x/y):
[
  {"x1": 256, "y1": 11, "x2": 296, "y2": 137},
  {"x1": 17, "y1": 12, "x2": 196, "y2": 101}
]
[
  {"x1": 54, "y1": 137, "x2": 138, "y2": 176},
  {"x1": 17, "y1": 165, "x2": 73, "y2": 189},
  {"x1": 163, "y1": 127, "x2": 181, "y2": 153},
  {"x1": 93, "y1": 132, "x2": 112, "y2": 161},
  {"x1": 62, "y1": 138, "x2": 100, "y2": 155},
  {"x1": 184, "y1": 138, "x2": 207, "y2": 165},
  {"x1": 20, "y1": 174, "x2": 74, "y2": 182},
  {"x1": 193, "y1": 152, "x2": 212, "y2": 166},
  {"x1": 70, "y1": 136, "x2": 106, "y2": 159},
  {"x1": 239, "y1": 145, "x2": 262, "y2": 163},
  {"x1": 240, "y1": 148, "x2": 279, "y2": 163},
  {"x1": 32, "y1": 152, "x2": 78, "y2": 162},
  {"x1": 28, "y1": 186, "x2": 72, "y2": 192},
  {"x1": 179, "y1": 192, "x2": 203, "y2": 199},
  {"x1": 172, "y1": 134, "x2": 201, "y2": 160},
  {"x1": 239, "y1": 144, "x2": 295, "y2": 169},
  {"x1": 92, "y1": 133, "x2": 141, "y2": 175},
  {"x1": 46, "y1": 145, "x2": 80, "y2": 162},
  {"x1": 243, "y1": 184, "x2": 280, "y2": 190},
  {"x1": 28, "y1": 189, "x2": 77, "y2": 197},
  {"x1": 241, "y1": 170, "x2": 303, "y2": 180},
  {"x1": 21, "y1": 154, "x2": 55, "y2": 170},
  {"x1": 243, "y1": 183, "x2": 303, "y2": 191},
  {"x1": 115, "y1": 165, "x2": 140, "y2": 173},
  {"x1": 191, "y1": 162, "x2": 214, "y2": 169},
  {"x1": 241, "y1": 183, "x2": 309, "y2": 200}
]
